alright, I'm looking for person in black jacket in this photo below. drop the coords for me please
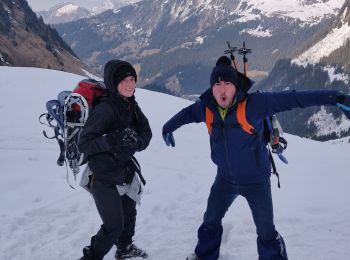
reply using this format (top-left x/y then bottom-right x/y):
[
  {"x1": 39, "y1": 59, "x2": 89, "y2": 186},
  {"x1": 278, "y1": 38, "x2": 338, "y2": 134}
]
[{"x1": 78, "y1": 60, "x2": 152, "y2": 260}]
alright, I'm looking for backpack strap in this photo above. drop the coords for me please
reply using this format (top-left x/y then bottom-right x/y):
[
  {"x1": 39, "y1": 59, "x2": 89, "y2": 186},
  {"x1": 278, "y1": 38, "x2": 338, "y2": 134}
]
[
  {"x1": 205, "y1": 99, "x2": 255, "y2": 135},
  {"x1": 268, "y1": 148, "x2": 281, "y2": 188},
  {"x1": 131, "y1": 156, "x2": 146, "y2": 186},
  {"x1": 205, "y1": 106, "x2": 214, "y2": 134},
  {"x1": 236, "y1": 99, "x2": 255, "y2": 134}
]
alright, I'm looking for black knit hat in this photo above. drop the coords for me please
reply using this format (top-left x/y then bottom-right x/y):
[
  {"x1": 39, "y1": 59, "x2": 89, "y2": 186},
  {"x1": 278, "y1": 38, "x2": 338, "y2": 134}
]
[
  {"x1": 210, "y1": 56, "x2": 254, "y2": 94},
  {"x1": 210, "y1": 56, "x2": 238, "y2": 88},
  {"x1": 103, "y1": 60, "x2": 137, "y2": 92},
  {"x1": 112, "y1": 64, "x2": 137, "y2": 87}
]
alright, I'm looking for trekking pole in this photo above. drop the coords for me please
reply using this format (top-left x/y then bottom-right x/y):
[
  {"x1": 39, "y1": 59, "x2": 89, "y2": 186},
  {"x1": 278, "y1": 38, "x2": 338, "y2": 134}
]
[
  {"x1": 224, "y1": 41, "x2": 239, "y2": 71},
  {"x1": 238, "y1": 41, "x2": 252, "y2": 76}
]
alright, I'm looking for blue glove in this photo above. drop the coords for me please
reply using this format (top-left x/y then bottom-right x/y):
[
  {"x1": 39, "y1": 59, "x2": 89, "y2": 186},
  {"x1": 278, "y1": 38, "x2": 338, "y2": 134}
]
[
  {"x1": 336, "y1": 92, "x2": 350, "y2": 119},
  {"x1": 162, "y1": 132, "x2": 175, "y2": 147}
]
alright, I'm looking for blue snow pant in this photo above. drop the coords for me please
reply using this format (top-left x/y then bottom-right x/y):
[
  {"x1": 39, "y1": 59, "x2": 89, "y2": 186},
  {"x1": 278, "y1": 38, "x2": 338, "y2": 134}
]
[{"x1": 195, "y1": 175, "x2": 288, "y2": 260}]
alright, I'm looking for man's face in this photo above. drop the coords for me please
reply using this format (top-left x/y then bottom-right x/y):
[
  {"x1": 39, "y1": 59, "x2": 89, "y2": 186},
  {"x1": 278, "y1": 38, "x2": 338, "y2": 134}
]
[
  {"x1": 117, "y1": 76, "x2": 136, "y2": 98},
  {"x1": 212, "y1": 81, "x2": 237, "y2": 108}
]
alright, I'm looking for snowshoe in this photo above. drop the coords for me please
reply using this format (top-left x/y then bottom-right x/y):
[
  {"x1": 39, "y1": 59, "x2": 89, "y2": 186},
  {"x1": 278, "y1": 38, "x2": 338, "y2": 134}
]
[{"x1": 39, "y1": 79, "x2": 106, "y2": 188}]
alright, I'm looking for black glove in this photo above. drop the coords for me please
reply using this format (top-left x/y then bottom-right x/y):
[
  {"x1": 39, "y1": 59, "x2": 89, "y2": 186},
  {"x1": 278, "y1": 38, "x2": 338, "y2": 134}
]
[
  {"x1": 336, "y1": 92, "x2": 350, "y2": 119},
  {"x1": 106, "y1": 128, "x2": 139, "y2": 159},
  {"x1": 121, "y1": 128, "x2": 138, "y2": 150}
]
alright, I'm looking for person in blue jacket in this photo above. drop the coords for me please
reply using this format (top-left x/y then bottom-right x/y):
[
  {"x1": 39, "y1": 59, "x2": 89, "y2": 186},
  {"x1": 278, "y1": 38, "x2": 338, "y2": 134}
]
[{"x1": 162, "y1": 56, "x2": 350, "y2": 260}]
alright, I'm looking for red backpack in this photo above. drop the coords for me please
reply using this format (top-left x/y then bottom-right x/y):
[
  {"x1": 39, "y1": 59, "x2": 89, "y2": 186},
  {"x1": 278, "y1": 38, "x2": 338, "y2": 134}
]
[{"x1": 72, "y1": 79, "x2": 106, "y2": 107}]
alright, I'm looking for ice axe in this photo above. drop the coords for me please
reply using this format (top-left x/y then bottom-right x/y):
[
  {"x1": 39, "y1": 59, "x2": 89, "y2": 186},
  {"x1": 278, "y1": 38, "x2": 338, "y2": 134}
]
[
  {"x1": 238, "y1": 41, "x2": 252, "y2": 76},
  {"x1": 224, "y1": 41, "x2": 239, "y2": 71}
]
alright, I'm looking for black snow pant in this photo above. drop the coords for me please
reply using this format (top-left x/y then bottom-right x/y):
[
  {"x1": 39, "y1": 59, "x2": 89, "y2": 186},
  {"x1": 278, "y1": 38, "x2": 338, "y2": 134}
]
[{"x1": 87, "y1": 178, "x2": 137, "y2": 259}]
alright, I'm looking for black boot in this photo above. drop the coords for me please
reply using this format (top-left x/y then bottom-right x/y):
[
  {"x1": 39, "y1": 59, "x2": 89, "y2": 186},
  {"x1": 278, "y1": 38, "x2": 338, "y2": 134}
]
[
  {"x1": 185, "y1": 253, "x2": 200, "y2": 260},
  {"x1": 78, "y1": 246, "x2": 102, "y2": 260},
  {"x1": 115, "y1": 244, "x2": 148, "y2": 259}
]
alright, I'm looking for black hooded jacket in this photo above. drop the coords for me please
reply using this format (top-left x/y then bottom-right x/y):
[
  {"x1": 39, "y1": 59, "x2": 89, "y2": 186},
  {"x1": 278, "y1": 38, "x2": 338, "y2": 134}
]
[{"x1": 78, "y1": 61, "x2": 152, "y2": 184}]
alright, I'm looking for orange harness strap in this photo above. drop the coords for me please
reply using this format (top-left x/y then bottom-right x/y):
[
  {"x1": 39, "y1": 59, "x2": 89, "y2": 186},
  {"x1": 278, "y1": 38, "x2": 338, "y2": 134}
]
[
  {"x1": 205, "y1": 99, "x2": 255, "y2": 135},
  {"x1": 236, "y1": 99, "x2": 255, "y2": 134},
  {"x1": 205, "y1": 106, "x2": 214, "y2": 134}
]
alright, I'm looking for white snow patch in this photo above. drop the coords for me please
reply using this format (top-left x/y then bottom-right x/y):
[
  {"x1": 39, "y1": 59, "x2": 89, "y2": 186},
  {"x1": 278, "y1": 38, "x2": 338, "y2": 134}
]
[
  {"x1": 169, "y1": 2, "x2": 192, "y2": 24},
  {"x1": 5, "y1": 6, "x2": 11, "y2": 14},
  {"x1": 323, "y1": 66, "x2": 350, "y2": 84},
  {"x1": 126, "y1": 23, "x2": 133, "y2": 30},
  {"x1": 308, "y1": 106, "x2": 350, "y2": 137},
  {"x1": 342, "y1": 6, "x2": 348, "y2": 21},
  {"x1": 195, "y1": 36, "x2": 205, "y2": 44},
  {"x1": 56, "y1": 4, "x2": 79, "y2": 16},
  {"x1": 240, "y1": 26, "x2": 272, "y2": 37}
]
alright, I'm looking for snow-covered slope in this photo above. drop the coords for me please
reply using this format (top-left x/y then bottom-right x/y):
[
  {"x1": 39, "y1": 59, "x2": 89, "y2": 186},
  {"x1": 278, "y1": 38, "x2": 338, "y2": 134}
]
[
  {"x1": 293, "y1": 1, "x2": 350, "y2": 65},
  {"x1": 293, "y1": 23, "x2": 350, "y2": 65},
  {"x1": 0, "y1": 67, "x2": 350, "y2": 260}
]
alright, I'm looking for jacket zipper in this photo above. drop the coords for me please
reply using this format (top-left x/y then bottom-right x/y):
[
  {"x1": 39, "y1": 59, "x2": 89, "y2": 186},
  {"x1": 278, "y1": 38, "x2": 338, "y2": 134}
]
[{"x1": 222, "y1": 122, "x2": 235, "y2": 184}]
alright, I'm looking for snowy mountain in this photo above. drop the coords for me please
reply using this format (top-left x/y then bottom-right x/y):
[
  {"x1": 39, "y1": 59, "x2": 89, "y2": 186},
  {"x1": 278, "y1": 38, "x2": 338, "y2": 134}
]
[
  {"x1": 0, "y1": 0, "x2": 93, "y2": 76},
  {"x1": 1, "y1": 66, "x2": 350, "y2": 260},
  {"x1": 37, "y1": 2, "x2": 90, "y2": 24},
  {"x1": 255, "y1": 1, "x2": 350, "y2": 141},
  {"x1": 53, "y1": 0, "x2": 345, "y2": 95},
  {"x1": 36, "y1": 0, "x2": 141, "y2": 24},
  {"x1": 293, "y1": 0, "x2": 350, "y2": 65},
  {"x1": 256, "y1": 59, "x2": 350, "y2": 140},
  {"x1": 236, "y1": 0, "x2": 344, "y2": 26}
]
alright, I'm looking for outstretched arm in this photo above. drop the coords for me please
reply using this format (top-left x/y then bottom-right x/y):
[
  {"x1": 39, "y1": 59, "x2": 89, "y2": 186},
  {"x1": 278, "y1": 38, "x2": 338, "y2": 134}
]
[
  {"x1": 162, "y1": 101, "x2": 205, "y2": 146},
  {"x1": 247, "y1": 90, "x2": 340, "y2": 120}
]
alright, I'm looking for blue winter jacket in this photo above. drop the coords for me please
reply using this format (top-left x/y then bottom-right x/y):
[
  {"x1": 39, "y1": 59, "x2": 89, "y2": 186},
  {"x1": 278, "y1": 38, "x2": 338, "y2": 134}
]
[{"x1": 162, "y1": 89, "x2": 339, "y2": 184}]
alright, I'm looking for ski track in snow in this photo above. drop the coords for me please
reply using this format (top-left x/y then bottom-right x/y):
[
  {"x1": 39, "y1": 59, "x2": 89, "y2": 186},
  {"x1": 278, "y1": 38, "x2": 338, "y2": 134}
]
[{"x1": 0, "y1": 67, "x2": 350, "y2": 259}]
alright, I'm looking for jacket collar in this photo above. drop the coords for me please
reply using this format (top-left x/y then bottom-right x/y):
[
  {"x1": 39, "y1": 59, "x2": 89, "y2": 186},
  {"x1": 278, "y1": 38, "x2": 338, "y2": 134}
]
[{"x1": 108, "y1": 90, "x2": 137, "y2": 111}]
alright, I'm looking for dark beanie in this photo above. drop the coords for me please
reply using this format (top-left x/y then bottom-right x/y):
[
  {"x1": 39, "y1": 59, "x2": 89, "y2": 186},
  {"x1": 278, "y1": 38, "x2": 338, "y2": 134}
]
[
  {"x1": 112, "y1": 64, "x2": 137, "y2": 87},
  {"x1": 104, "y1": 60, "x2": 137, "y2": 91},
  {"x1": 210, "y1": 56, "x2": 238, "y2": 88}
]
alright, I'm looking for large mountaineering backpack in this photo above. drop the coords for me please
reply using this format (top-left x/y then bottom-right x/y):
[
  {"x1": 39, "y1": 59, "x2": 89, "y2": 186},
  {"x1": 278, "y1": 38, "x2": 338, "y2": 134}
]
[{"x1": 39, "y1": 79, "x2": 106, "y2": 188}]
